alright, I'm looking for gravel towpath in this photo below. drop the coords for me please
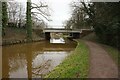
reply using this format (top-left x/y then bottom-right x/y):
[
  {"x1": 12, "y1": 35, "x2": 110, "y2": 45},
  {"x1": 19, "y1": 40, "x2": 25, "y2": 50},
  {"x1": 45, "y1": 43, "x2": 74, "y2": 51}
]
[{"x1": 84, "y1": 41, "x2": 118, "y2": 78}]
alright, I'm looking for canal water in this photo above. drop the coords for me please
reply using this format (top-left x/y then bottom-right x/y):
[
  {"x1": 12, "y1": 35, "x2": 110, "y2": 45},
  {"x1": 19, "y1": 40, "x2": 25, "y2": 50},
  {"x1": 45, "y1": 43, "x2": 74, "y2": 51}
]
[{"x1": 2, "y1": 38, "x2": 77, "y2": 78}]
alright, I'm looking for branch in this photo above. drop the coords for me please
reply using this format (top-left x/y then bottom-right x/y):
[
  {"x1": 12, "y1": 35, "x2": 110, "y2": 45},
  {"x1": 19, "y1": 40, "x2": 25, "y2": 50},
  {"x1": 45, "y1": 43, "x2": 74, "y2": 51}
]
[
  {"x1": 32, "y1": 16, "x2": 43, "y2": 22},
  {"x1": 31, "y1": 3, "x2": 48, "y2": 9},
  {"x1": 31, "y1": 2, "x2": 51, "y2": 21},
  {"x1": 34, "y1": 7, "x2": 50, "y2": 16},
  {"x1": 81, "y1": 2, "x2": 93, "y2": 17},
  {"x1": 31, "y1": 2, "x2": 50, "y2": 17},
  {"x1": 31, "y1": 12, "x2": 50, "y2": 21}
]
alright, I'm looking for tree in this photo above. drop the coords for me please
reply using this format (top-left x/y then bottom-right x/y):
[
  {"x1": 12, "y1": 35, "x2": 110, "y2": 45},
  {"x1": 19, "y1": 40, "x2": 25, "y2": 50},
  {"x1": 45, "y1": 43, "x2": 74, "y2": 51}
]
[
  {"x1": 64, "y1": 18, "x2": 73, "y2": 29},
  {"x1": 68, "y1": 1, "x2": 91, "y2": 29},
  {"x1": 2, "y1": 2, "x2": 8, "y2": 36},
  {"x1": 31, "y1": 1, "x2": 50, "y2": 30},
  {"x1": 8, "y1": 1, "x2": 25, "y2": 27},
  {"x1": 81, "y1": 2, "x2": 120, "y2": 48},
  {"x1": 70, "y1": 1, "x2": 120, "y2": 48},
  {"x1": 26, "y1": 0, "x2": 50, "y2": 39},
  {"x1": 26, "y1": 0, "x2": 32, "y2": 39},
  {"x1": 93, "y1": 2, "x2": 120, "y2": 48},
  {"x1": 8, "y1": 2, "x2": 19, "y2": 23},
  {"x1": 31, "y1": 1, "x2": 51, "y2": 24},
  {"x1": 0, "y1": 1, "x2": 2, "y2": 38},
  {"x1": 8, "y1": 2, "x2": 25, "y2": 28},
  {"x1": 18, "y1": 3, "x2": 26, "y2": 28}
]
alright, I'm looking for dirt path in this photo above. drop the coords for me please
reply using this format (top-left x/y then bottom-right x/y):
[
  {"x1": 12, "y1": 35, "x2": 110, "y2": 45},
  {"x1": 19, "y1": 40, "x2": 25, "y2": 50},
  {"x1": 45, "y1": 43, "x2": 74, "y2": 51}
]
[{"x1": 84, "y1": 41, "x2": 118, "y2": 78}]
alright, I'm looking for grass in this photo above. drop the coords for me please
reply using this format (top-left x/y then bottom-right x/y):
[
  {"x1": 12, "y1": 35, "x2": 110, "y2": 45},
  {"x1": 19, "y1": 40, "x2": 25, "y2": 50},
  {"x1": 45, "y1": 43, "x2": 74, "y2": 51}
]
[
  {"x1": 101, "y1": 44, "x2": 119, "y2": 65},
  {"x1": 45, "y1": 40, "x2": 89, "y2": 78}
]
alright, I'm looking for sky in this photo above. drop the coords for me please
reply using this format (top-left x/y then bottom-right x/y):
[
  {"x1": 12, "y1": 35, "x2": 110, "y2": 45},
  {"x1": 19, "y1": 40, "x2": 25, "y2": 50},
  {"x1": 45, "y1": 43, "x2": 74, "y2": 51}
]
[
  {"x1": 14, "y1": 0, "x2": 74, "y2": 28},
  {"x1": 13, "y1": 0, "x2": 118, "y2": 28},
  {"x1": 45, "y1": 0, "x2": 73, "y2": 28}
]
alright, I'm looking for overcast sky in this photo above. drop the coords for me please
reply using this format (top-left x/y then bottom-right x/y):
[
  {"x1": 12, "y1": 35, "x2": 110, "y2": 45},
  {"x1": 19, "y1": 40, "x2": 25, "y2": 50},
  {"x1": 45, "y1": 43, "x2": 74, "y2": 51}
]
[
  {"x1": 45, "y1": 0, "x2": 73, "y2": 28},
  {"x1": 15, "y1": 0, "x2": 74, "y2": 28},
  {"x1": 35, "y1": 0, "x2": 74, "y2": 28}
]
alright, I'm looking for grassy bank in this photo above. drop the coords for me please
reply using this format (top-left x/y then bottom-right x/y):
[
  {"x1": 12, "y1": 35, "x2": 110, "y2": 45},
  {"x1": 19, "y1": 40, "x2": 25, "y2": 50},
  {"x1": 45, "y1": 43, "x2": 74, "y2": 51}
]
[
  {"x1": 101, "y1": 44, "x2": 119, "y2": 65},
  {"x1": 82, "y1": 32, "x2": 119, "y2": 65},
  {"x1": 45, "y1": 40, "x2": 89, "y2": 78}
]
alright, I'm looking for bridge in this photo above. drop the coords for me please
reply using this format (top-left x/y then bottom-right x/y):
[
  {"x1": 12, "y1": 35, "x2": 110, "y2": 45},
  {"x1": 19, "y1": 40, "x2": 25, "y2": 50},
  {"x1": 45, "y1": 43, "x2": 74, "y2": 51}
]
[
  {"x1": 43, "y1": 28, "x2": 82, "y2": 33},
  {"x1": 43, "y1": 28, "x2": 93, "y2": 40}
]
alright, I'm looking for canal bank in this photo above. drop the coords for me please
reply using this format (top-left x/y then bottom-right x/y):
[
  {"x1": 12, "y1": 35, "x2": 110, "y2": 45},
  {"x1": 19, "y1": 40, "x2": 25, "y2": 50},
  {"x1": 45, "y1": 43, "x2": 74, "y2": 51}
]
[
  {"x1": 45, "y1": 40, "x2": 89, "y2": 78},
  {"x1": 2, "y1": 38, "x2": 45, "y2": 46},
  {"x1": 2, "y1": 27, "x2": 45, "y2": 46}
]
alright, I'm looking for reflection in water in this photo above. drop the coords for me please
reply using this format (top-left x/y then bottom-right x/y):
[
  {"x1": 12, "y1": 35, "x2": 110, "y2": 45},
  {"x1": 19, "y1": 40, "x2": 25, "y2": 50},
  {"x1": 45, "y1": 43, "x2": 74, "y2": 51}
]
[
  {"x1": 50, "y1": 38, "x2": 65, "y2": 44},
  {"x1": 9, "y1": 54, "x2": 27, "y2": 78},
  {"x1": 2, "y1": 39, "x2": 76, "y2": 78},
  {"x1": 0, "y1": 46, "x2": 2, "y2": 79},
  {"x1": 32, "y1": 51, "x2": 68, "y2": 78}
]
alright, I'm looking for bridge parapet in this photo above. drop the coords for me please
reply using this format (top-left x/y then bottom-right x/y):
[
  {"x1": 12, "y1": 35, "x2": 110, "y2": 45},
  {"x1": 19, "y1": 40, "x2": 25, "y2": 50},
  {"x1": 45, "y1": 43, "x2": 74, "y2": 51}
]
[
  {"x1": 43, "y1": 29, "x2": 82, "y2": 33},
  {"x1": 43, "y1": 28, "x2": 92, "y2": 33}
]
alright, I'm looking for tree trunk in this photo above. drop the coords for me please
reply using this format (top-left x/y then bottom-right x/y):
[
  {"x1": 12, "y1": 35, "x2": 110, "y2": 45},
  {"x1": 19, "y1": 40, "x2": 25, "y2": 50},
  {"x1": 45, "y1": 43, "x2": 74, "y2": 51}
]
[
  {"x1": 0, "y1": 2, "x2": 2, "y2": 38},
  {"x1": 26, "y1": 0, "x2": 32, "y2": 39},
  {"x1": 2, "y1": 2, "x2": 8, "y2": 37}
]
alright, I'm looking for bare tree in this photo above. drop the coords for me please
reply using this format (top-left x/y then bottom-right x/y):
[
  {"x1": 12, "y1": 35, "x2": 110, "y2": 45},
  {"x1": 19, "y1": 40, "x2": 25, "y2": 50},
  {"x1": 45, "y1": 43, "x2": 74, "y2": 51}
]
[
  {"x1": 31, "y1": 0, "x2": 51, "y2": 22},
  {"x1": 67, "y1": 0, "x2": 90, "y2": 29},
  {"x1": 31, "y1": 0, "x2": 52, "y2": 30},
  {"x1": 8, "y1": 2, "x2": 25, "y2": 27},
  {"x1": 26, "y1": 0, "x2": 51, "y2": 39},
  {"x1": 8, "y1": 2, "x2": 19, "y2": 23},
  {"x1": 18, "y1": 3, "x2": 26, "y2": 28}
]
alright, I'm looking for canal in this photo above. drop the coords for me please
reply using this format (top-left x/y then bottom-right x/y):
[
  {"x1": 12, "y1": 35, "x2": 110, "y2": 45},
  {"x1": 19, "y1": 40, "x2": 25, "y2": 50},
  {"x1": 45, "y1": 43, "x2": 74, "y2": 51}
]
[{"x1": 2, "y1": 38, "x2": 77, "y2": 78}]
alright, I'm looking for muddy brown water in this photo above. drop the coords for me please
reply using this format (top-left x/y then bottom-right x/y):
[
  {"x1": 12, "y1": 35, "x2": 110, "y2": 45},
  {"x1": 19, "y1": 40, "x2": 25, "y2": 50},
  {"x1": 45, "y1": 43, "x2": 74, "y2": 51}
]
[{"x1": 2, "y1": 39, "x2": 77, "y2": 78}]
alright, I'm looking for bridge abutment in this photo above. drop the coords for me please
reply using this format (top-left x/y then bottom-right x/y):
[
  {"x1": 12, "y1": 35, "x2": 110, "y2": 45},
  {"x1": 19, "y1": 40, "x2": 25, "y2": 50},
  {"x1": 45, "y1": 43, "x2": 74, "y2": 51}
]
[
  {"x1": 73, "y1": 33, "x2": 80, "y2": 39},
  {"x1": 45, "y1": 32, "x2": 51, "y2": 40},
  {"x1": 70, "y1": 33, "x2": 80, "y2": 39}
]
